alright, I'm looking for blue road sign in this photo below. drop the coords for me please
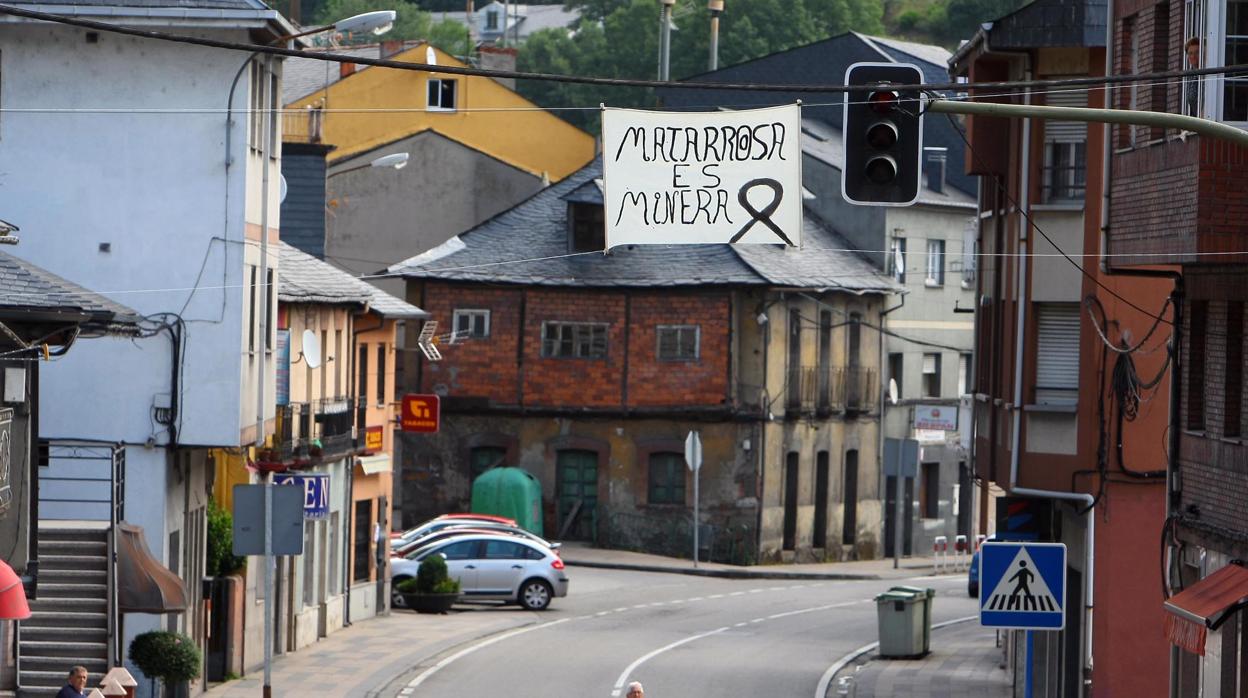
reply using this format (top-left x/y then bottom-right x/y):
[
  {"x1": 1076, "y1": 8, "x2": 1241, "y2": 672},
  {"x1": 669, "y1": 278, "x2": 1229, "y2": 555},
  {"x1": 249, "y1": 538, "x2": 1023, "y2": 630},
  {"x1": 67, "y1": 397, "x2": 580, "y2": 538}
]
[{"x1": 979, "y1": 542, "x2": 1066, "y2": 630}]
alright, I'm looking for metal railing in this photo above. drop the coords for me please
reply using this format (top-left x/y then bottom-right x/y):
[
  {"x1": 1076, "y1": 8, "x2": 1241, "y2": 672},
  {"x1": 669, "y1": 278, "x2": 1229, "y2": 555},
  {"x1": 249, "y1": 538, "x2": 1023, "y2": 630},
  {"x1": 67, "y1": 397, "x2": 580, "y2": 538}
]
[
  {"x1": 785, "y1": 367, "x2": 878, "y2": 415},
  {"x1": 315, "y1": 397, "x2": 356, "y2": 457},
  {"x1": 282, "y1": 106, "x2": 323, "y2": 144},
  {"x1": 1039, "y1": 164, "x2": 1086, "y2": 203},
  {"x1": 273, "y1": 402, "x2": 313, "y2": 462}
]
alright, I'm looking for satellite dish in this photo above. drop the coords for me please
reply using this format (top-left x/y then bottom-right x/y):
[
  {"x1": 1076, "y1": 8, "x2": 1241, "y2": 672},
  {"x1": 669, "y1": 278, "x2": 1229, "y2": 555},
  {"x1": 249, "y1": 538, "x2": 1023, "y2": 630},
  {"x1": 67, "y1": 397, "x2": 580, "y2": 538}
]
[
  {"x1": 279, "y1": 174, "x2": 289, "y2": 204},
  {"x1": 301, "y1": 329, "x2": 322, "y2": 369},
  {"x1": 888, "y1": 378, "x2": 899, "y2": 405}
]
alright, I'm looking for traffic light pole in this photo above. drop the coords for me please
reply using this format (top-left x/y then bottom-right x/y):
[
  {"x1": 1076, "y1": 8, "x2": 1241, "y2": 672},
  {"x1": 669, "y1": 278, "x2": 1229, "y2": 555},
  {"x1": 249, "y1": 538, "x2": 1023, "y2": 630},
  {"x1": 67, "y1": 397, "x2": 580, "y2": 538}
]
[{"x1": 925, "y1": 99, "x2": 1248, "y2": 148}]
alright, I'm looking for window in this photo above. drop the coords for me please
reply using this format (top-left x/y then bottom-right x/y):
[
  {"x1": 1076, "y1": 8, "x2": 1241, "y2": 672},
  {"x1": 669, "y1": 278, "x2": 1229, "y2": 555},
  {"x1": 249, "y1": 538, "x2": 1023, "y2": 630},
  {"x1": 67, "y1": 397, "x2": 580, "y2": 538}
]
[
  {"x1": 1227, "y1": 302, "x2": 1244, "y2": 437},
  {"x1": 427, "y1": 79, "x2": 457, "y2": 111},
  {"x1": 922, "y1": 353, "x2": 942, "y2": 398},
  {"x1": 1035, "y1": 304, "x2": 1081, "y2": 405},
  {"x1": 568, "y1": 202, "x2": 606, "y2": 253},
  {"x1": 925, "y1": 240, "x2": 945, "y2": 286},
  {"x1": 818, "y1": 311, "x2": 833, "y2": 410},
  {"x1": 434, "y1": 539, "x2": 478, "y2": 560},
  {"x1": 787, "y1": 309, "x2": 803, "y2": 410},
  {"x1": 542, "y1": 322, "x2": 608, "y2": 359},
  {"x1": 353, "y1": 500, "x2": 372, "y2": 583},
  {"x1": 1188, "y1": 300, "x2": 1209, "y2": 430},
  {"x1": 648, "y1": 452, "x2": 686, "y2": 505},
  {"x1": 961, "y1": 231, "x2": 977, "y2": 287},
  {"x1": 453, "y1": 309, "x2": 490, "y2": 340},
  {"x1": 814, "y1": 451, "x2": 829, "y2": 549},
  {"x1": 320, "y1": 329, "x2": 328, "y2": 400},
  {"x1": 470, "y1": 446, "x2": 506, "y2": 479},
  {"x1": 303, "y1": 521, "x2": 316, "y2": 607},
  {"x1": 329, "y1": 512, "x2": 340, "y2": 595},
  {"x1": 486, "y1": 8, "x2": 499, "y2": 29},
  {"x1": 889, "y1": 353, "x2": 904, "y2": 401},
  {"x1": 334, "y1": 329, "x2": 343, "y2": 396},
  {"x1": 358, "y1": 344, "x2": 369, "y2": 403},
  {"x1": 890, "y1": 237, "x2": 907, "y2": 283},
  {"x1": 959, "y1": 353, "x2": 972, "y2": 397},
  {"x1": 1041, "y1": 85, "x2": 1088, "y2": 202},
  {"x1": 248, "y1": 266, "x2": 257, "y2": 352},
  {"x1": 1183, "y1": 0, "x2": 1207, "y2": 117},
  {"x1": 657, "y1": 325, "x2": 700, "y2": 361},
  {"x1": 265, "y1": 270, "x2": 274, "y2": 351},
  {"x1": 483, "y1": 540, "x2": 525, "y2": 559},
  {"x1": 842, "y1": 450, "x2": 858, "y2": 545},
  {"x1": 922, "y1": 463, "x2": 940, "y2": 518},
  {"x1": 249, "y1": 61, "x2": 264, "y2": 151},
  {"x1": 376, "y1": 344, "x2": 387, "y2": 406}
]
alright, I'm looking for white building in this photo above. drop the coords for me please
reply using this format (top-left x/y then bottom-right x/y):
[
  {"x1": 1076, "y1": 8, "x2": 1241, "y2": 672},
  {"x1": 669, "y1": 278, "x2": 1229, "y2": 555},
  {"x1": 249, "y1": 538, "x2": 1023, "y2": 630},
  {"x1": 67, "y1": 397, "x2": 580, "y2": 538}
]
[{"x1": 0, "y1": 0, "x2": 294, "y2": 694}]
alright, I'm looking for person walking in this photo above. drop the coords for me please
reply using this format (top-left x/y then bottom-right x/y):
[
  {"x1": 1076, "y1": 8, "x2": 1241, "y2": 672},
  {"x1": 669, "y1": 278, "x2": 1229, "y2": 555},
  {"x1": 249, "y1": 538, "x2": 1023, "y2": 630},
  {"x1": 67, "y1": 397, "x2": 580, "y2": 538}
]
[{"x1": 56, "y1": 666, "x2": 89, "y2": 698}]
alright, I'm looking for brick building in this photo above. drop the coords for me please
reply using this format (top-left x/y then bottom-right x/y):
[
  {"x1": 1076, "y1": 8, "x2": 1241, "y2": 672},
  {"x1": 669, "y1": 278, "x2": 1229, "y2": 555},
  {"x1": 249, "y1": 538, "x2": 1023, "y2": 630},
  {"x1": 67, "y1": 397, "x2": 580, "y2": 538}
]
[
  {"x1": 388, "y1": 159, "x2": 902, "y2": 564},
  {"x1": 1106, "y1": 0, "x2": 1248, "y2": 690},
  {"x1": 950, "y1": 0, "x2": 1179, "y2": 694}
]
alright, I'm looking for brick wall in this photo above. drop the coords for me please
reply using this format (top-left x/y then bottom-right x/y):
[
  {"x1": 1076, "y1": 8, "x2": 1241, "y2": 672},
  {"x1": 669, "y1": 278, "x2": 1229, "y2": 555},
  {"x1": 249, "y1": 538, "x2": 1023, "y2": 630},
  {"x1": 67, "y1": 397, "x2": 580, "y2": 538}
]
[
  {"x1": 413, "y1": 281, "x2": 733, "y2": 410},
  {"x1": 627, "y1": 291, "x2": 730, "y2": 406},
  {"x1": 1109, "y1": 138, "x2": 1198, "y2": 262}
]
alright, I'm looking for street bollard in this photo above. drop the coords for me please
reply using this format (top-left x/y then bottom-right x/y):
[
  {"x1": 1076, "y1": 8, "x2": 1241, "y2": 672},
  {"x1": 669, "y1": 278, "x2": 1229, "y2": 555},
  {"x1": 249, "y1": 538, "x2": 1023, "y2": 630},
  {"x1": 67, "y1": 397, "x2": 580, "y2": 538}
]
[
  {"x1": 835, "y1": 676, "x2": 857, "y2": 697},
  {"x1": 99, "y1": 678, "x2": 126, "y2": 697},
  {"x1": 954, "y1": 534, "x2": 968, "y2": 571},
  {"x1": 933, "y1": 536, "x2": 948, "y2": 573},
  {"x1": 102, "y1": 667, "x2": 137, "y2": 698}
]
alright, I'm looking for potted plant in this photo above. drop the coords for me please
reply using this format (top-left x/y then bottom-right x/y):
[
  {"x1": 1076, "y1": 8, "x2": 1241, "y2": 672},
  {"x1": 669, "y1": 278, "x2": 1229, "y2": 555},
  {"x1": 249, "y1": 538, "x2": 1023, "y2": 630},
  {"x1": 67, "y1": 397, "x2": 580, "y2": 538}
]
[
  {"x1": 397, "y1": 554, "x2": 460, "y2": 614},
  {"x1": 129, "y1": 631, "x2": 201, "y2": 698}
]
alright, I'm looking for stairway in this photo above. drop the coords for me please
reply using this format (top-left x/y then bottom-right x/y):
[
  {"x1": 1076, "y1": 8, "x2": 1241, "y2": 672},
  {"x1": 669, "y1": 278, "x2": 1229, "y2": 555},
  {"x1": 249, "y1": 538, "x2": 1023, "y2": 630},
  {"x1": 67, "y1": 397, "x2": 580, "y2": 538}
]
[{"x1": 18, "y1": 523, "x2": 111, "y2": 698}]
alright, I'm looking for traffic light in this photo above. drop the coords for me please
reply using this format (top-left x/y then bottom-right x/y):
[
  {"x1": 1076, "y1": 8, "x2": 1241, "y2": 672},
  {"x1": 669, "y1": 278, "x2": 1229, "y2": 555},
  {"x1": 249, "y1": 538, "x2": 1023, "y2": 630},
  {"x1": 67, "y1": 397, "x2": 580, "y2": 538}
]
[{"x1": 841, "y1": 62, "x2": 924, "y2": 206}]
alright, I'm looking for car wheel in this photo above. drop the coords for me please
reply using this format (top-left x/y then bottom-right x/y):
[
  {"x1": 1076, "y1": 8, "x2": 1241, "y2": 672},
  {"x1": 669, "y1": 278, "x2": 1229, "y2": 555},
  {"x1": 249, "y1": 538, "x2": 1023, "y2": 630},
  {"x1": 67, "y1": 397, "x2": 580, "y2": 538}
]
[
  {"x1": 968, "y1": 583, "x2": 978, "y2": 598},
  {"x1": 519, "y1": 579, "x2": 553, "y2": 611},
  {"x1": 392, "y1": 577, "x2": 412, "y2": 609}
]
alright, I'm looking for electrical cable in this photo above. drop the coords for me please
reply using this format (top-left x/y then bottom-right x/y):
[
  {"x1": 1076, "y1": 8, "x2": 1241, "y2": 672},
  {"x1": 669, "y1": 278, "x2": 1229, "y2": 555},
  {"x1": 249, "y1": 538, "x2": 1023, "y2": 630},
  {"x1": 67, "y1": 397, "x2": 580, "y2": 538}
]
[
  {"x1": 5, "y1": 3, "x2": 1248, "y2": 97},
  {"x1": 941, "y1": 111, "x2": 1174, "y2": 326}
]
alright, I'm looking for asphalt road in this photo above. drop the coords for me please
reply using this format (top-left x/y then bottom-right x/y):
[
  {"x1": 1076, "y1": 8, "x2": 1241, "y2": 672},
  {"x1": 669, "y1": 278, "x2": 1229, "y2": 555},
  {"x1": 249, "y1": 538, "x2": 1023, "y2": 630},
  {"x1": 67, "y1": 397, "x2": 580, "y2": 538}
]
[{"x1": 390, "y1": 566, "x2": 977, "y2": 698}]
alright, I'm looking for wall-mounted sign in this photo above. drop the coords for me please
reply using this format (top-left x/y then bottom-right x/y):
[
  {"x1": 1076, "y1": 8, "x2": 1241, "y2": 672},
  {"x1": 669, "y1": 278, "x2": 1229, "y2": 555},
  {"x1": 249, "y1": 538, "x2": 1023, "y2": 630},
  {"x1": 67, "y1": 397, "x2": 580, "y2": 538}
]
[
  {"x1": 401, "y1": 394, "x2": 440, "y2": 433},
  {"x1": 365, "y1": 426, "x2": 384, "y2": 452},
  {"x1": 272, "y1": 473, "x2": 330, "y2": 520},
  {"x1": 914, "y1": 404, "x2": 958, "y2": 432},
  {"x1": 601, "y1": 104, "x2": 803, "y2": 249}
]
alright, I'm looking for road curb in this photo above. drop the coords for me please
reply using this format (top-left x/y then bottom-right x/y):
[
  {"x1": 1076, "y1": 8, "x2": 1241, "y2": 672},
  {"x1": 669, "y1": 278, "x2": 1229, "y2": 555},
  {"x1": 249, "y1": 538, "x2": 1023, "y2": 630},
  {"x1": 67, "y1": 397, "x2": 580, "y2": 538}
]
[
  {"x1": 814, "y1": 614, "x2": 979, "y2": 698},
  {"x1": 563, "y1": 559, "x2": 883, "y2": 581}
]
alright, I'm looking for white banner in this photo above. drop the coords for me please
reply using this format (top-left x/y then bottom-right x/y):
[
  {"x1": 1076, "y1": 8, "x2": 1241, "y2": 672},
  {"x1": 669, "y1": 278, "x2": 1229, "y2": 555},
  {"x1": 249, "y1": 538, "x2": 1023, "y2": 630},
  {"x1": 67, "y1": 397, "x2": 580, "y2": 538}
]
[
  {"x1": 602, "y1": 104, "x2": 803, "y2": 249},
  {"x1": 913, "y1": 404, "x2": 958, "y2": 432}
]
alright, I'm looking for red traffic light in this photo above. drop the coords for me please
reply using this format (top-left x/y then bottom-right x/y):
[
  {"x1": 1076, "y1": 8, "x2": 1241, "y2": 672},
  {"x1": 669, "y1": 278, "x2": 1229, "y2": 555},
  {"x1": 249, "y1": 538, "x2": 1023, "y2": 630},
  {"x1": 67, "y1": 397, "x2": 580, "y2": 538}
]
[{"x1": 867, "y1": 90, "x2": 900, "y2": 114}]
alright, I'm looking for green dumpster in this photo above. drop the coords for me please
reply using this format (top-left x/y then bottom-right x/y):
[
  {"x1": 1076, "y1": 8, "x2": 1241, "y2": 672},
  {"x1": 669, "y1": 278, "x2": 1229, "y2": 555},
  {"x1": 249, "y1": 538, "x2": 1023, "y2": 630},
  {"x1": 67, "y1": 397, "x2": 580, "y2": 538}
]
[
  {"x1": 874, "y1": 589, "x2": 926, "y2": 658},
  {"x1": 470, "y1": 467, "x2": 544, "y2": 534},
  {"x1": 889, "y1": 585, "x2": 935, "y2": 653}
]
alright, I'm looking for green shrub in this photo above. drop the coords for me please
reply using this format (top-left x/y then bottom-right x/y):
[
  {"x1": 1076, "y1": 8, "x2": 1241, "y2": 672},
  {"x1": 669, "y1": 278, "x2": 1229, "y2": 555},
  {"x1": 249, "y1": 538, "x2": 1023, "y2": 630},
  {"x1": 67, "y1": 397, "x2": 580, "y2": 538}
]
[
  {"x1": 414, "y1": 555, "x2": 460, "y2": 594},
  {"x1": 129, "y1": 631, "x2": 201, "y2": 684},
  {"x1": 207, "y1": 500, "x2": 244, "y2": 578}
]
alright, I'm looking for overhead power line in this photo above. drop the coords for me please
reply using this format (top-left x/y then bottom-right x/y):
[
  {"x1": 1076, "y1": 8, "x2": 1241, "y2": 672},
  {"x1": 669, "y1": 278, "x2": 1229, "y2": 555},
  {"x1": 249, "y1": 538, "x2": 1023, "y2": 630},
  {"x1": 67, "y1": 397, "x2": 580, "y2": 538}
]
[{"x1": 3, "y1": 3, "x2": 1248, "y2": 96}]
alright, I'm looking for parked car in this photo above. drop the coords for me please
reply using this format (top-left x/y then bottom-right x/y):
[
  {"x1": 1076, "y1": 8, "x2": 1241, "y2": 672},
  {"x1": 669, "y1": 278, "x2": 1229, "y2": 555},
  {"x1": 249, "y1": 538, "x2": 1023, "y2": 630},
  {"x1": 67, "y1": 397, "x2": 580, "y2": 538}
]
[
  {"x1": 395, "y1": 522, "x2": 560, "y2": 556},
  {"x1": 968, "y1": 535, "x2": 996, "y2": 597},
  {"x1": 391, "y1": 514, "x2": 519, "y2": 546},
  {"x1": 391, "y1": 534, "x2": 569, "y2": 611}
]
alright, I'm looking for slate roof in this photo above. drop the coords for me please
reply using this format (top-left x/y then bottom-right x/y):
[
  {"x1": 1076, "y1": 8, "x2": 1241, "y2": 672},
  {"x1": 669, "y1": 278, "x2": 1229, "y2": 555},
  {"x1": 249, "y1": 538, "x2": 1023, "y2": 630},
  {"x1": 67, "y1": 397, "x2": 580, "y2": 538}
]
[
  {"x1": 388, "y1": 159, "x2": 900, "y2": 295},
  {"x1": 8, "y1": 0, "x2": 257, "y2": 9},
  {"x1": 0, "y1": 249, "x2": 139, "y2": 331},
  {"x1": 283, "y1": 44, "x2": 403, "y2": 105},
  {"x1": 277, "y1": 241, "x2": 427, "y2": 319},
  {"x1": 800, "y1": 118, "x2": 976, "y2": 209},
  {"x1": 949, "y1": 0, "x2": 1106, "y2": 69}
]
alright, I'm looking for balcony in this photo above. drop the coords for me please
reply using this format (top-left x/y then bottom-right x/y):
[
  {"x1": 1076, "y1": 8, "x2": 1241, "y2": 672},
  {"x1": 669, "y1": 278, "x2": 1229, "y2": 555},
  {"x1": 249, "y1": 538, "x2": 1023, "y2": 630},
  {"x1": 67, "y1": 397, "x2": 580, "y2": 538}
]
[
  {"x1": 314, "y1": 397, "x2": 356, "y2": 458},
  {"x1": 282, "y1": 106, "x2": 324, "y2": 144},
  {"x1": 785, "y1": 367, "x2": 878, "y2": 416},
  {"x1": 256, "y1": 398, "x2": 358, "y2": 470}
]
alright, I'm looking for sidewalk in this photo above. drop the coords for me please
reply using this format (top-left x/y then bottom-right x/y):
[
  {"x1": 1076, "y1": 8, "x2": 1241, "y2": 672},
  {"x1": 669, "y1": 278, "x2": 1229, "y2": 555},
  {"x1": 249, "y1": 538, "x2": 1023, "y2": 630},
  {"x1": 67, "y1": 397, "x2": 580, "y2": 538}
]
[
  {"x1": 559, "y1": 541, "x2": 968, "y2": 581},
  {"x1": 830, "y1": 621, "x2": 1010, "y2": 698}
]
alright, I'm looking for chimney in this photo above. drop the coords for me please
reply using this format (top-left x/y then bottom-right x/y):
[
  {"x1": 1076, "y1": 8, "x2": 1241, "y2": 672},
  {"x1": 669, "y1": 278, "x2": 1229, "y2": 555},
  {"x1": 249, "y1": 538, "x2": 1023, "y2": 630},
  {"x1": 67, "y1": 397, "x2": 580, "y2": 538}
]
[
  {"x1": 478, "y1": 46, "x2": 518, "y2": 90},
  {"x1": 380, "y1": 40, "x2": 404, "y2": 59},
  {"x1": 340, "y1": 62, "x2": 357, "y2": 79},
  {"x1": 924, "y1": 147, "x2": 947, "y2": 195}
]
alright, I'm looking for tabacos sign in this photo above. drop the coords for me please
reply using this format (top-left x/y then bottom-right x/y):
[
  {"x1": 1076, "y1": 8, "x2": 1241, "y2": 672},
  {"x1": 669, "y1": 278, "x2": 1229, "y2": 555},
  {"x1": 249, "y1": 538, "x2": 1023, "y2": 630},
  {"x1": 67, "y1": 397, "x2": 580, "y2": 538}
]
[{"x1": 401, "y1": 394, "x2": 440, "y2": 433}]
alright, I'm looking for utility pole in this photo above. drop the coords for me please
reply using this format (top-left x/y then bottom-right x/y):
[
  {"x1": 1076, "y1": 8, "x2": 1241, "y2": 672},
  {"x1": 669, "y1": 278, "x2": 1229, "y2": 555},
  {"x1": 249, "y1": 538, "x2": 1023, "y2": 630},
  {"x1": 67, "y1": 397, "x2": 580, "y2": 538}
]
[
  {"x1": 658, "y1": 0, "x2": 675, "y2": 81},
  {"x1": 708, "y1": 0, "x2": 723, "y2": 72},
  {"x1": 256, "y1": 53, "x2": 274, "y2": 698}
]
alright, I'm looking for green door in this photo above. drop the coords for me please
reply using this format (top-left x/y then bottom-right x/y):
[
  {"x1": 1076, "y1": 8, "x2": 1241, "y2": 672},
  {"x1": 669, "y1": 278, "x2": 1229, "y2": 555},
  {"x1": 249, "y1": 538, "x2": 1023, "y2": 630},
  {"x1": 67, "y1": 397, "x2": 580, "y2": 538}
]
[{"x1": 557, "y1": 450, "x2": 598, "y2": 541}]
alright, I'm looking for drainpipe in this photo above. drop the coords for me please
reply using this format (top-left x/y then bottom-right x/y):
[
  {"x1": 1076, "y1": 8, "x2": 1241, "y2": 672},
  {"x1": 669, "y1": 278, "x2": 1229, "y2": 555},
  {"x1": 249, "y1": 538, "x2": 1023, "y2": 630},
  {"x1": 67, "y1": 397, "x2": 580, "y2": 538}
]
[
  {"x1": 1010, "y1": 78, "x2": 1095, "y2": 698},
  {"x1": 877, "y1": 293, "x2": 904, "y2": 566}
]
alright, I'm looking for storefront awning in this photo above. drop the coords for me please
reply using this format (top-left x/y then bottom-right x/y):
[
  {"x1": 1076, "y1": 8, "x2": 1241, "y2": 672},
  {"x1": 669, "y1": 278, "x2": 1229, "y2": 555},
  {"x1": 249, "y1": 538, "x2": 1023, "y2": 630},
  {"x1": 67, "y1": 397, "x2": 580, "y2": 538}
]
[
  {"x1": 1163, "y1": 563, "x2": 1248, "y2": 656},
  {"x1": 116, "y1": 523, "x2": 188, "y2": 614},
  {"x1": 0, "y1": 558, "x2": 31, "y2": 620},
  {"x1": 358, "y1": 454, "x2": 391, "y2": 475}
]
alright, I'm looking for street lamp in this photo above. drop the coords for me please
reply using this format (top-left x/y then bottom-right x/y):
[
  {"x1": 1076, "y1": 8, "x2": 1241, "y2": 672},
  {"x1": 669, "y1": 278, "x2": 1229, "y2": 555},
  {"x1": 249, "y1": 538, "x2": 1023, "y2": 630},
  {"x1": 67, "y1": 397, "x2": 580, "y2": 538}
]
[
  {"x1": 658, "y1": 0, "x2": 676, "y2": 81},
  {"x1": 274, "y1": 10, "x2": 396, "y2": 43},
  {"x1": 708, "y1": 0, "x2": 724, "y2": 72},
  {"x1": 329, "y1": 152, "x2": 410, "y2": 178}
]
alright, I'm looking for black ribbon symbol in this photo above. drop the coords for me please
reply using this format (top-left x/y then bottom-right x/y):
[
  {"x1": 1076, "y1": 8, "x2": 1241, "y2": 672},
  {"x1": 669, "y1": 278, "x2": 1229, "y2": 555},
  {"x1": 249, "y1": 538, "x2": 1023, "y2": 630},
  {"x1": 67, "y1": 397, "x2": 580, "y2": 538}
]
[{"x1": 731, "y1": 178, "x2": 792, "y2": 246}]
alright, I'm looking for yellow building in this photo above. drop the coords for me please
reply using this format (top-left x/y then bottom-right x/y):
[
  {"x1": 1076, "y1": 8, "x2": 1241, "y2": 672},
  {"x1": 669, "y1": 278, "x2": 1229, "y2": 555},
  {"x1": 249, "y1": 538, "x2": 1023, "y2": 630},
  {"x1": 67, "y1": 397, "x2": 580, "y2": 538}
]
[{"x1": 286, "y1": 43, "x2": 595, "y2": 181}]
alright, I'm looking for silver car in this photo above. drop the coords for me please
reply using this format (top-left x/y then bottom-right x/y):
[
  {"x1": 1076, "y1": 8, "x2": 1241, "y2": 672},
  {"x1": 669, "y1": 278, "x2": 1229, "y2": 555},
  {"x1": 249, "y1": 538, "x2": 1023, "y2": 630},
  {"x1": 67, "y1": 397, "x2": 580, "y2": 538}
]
[{"x1": 391, "y1": 533, "x2": 569, "y2": 611}]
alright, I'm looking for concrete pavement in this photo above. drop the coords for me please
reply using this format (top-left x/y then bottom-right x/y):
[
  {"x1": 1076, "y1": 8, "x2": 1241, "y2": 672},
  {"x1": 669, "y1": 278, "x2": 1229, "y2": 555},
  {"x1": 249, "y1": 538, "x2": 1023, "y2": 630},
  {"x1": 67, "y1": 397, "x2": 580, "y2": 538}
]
[{"x1": 828, "y1": 621, "x2": 1010, "y2": 698}]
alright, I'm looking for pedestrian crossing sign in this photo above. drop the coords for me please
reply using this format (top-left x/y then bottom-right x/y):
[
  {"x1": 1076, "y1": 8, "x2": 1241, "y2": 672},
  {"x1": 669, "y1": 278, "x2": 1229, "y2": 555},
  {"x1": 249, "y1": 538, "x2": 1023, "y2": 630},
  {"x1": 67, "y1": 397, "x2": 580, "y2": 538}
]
[{"x1": 979, "y1": 542, "x2": 1066, "y2": 630}]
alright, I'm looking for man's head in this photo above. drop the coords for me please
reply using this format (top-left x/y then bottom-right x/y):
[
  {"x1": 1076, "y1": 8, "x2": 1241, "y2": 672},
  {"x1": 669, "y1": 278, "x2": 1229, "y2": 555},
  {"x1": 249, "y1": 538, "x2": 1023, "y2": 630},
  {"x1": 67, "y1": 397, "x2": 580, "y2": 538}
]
[
  {"x1": 1187, "y1": 37, "x2": 1202, "y2": 67},
  {"x1": 626, "y1": 681, "x2": 644, "y2": 698},
  {"x1": 67, "y1": 666, "x2": 88, "y2": 691}
]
